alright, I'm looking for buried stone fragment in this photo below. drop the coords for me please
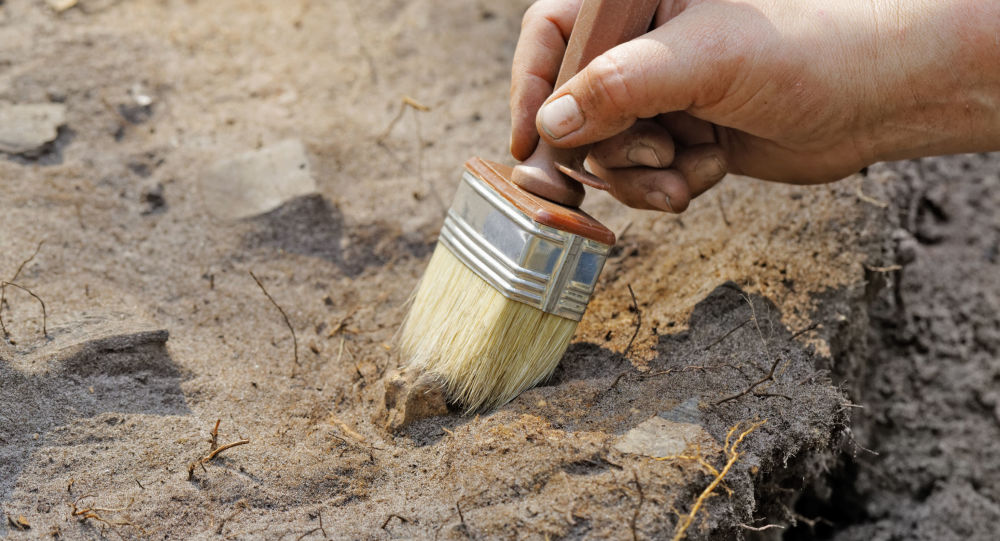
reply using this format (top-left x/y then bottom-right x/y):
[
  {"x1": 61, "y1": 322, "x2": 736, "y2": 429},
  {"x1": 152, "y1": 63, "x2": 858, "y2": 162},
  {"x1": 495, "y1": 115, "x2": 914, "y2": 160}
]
[
  {"x1": 0, "y1": 102, "x2": 67, "y2": 155},
  {"x1": 614, "y1": 413, "x2": 720, "y2": 458},
  {"x1": 199, "y1": 139, "x2": 317, "y2": 220}
]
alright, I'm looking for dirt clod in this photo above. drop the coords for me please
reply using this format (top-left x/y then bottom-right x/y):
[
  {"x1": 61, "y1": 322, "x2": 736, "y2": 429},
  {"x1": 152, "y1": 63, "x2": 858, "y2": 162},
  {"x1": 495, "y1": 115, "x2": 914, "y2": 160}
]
[{"x1": 378, "y1": 369, "x2": 450, "y2": 433}]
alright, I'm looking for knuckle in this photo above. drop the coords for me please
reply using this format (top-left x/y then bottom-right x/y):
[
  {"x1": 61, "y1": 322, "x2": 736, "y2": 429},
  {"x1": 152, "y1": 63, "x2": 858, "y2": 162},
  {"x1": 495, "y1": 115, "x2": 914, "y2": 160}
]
[
  {"x1": 521, "y1": 1, "x2": 553, "y2": 29},
  {"x1": 581, "y1": 52, "x2": 638, "y2": 119}
]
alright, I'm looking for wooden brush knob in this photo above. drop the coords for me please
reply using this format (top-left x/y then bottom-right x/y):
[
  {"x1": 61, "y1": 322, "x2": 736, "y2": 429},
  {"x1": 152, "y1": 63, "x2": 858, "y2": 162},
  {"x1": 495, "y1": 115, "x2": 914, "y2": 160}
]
[{"x1": 511, "y1": 0, "x2": 660, "y2": 207}]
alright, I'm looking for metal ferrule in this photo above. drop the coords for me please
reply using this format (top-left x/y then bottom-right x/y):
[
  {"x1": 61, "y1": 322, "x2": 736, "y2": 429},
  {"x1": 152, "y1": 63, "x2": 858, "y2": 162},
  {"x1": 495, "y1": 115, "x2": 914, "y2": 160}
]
[{"x1": 437, "y1": 169, "x2": 611, "y2": 321}]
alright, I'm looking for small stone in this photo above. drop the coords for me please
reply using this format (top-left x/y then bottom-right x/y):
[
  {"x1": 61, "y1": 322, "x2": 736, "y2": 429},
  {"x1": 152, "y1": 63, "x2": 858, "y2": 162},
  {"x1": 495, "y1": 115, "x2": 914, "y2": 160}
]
[
  {"x1": 199, "y1": 139, "x2": 317, "y2": 220},
  {"x1": 614, "y1": 415, "x2": 718, "y2": 458},
  {"x1": 45, "y1": 0, "x2": 78, "y2": 13},
  {"x1": 0, "y1": 102, "x2": 67, "y2": 155}
]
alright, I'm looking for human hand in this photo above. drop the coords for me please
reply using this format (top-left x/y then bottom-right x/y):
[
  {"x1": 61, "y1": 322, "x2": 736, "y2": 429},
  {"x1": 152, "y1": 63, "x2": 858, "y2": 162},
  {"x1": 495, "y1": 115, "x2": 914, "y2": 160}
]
[{"x1": 510, "y1": 0, "x2": 1000, "y2": 212}]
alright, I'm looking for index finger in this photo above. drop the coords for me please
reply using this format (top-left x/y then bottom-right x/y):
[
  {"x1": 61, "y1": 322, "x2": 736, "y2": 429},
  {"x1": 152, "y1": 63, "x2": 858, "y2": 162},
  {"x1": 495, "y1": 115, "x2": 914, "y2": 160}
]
[{"x1": 510, "y1": 0, "x2": 582, "y2": 161}]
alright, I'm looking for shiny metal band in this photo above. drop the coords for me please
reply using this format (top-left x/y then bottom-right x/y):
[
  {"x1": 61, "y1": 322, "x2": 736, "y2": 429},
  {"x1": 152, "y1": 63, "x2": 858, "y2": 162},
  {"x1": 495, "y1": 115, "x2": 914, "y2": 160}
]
[{"x1": 437, "y1": 169, "x2": 611, "y2": 321}]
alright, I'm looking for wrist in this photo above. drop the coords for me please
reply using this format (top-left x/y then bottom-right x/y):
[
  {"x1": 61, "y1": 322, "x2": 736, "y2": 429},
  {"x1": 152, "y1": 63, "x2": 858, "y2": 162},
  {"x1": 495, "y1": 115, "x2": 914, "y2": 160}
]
[{"x1": 862, "y1": 0, "x2": 1000, "y2": 163}]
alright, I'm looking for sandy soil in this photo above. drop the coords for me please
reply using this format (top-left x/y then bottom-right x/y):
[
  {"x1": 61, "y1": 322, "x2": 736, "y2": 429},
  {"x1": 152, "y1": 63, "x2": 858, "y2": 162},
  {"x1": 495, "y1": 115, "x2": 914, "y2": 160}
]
[{"x1": 1, "y1": 1, "x2": 997, "y2": 540}]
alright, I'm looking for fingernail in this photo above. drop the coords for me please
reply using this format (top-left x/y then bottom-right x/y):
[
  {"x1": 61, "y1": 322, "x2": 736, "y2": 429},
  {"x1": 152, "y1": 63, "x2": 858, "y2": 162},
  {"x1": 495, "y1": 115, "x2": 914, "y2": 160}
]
[
  {"x1": 644, "y1": 191, "x2": 674, "y2": 212},
  {"x1": 627, "y1": 145, "x2": 663, "y2": 168},
  {"x1": 538, "y1": 94, "x2": 583, "y2": 140},
  {"x1": 696, "y1": 156, "x2": 726, "y2": 181}
]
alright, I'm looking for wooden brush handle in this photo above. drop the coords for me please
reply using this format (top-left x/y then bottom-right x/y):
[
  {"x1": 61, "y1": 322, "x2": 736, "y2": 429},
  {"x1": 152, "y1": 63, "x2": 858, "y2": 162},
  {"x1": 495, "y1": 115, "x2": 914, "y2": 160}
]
[
  {"x1": 557, "y1": 0, "x2": 661, "y2": 88},
  {"x1": 511, "y1": 0, "x2": 660, "y2": 207}
]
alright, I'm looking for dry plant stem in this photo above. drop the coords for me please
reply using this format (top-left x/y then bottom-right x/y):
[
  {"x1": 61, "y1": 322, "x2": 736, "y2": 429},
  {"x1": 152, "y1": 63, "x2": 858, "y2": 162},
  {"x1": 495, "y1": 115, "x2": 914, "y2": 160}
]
[
  {"x1": 209, "y1": 418, "x2": 221, "y2": 452},
  {"x1": 188, "y1": 419, "x2": 251, "y2": 480},
  {"x1": 702, "y1": 318, "x2": 750, "y2": 351},
  {"x1": 715, "y1": 356, "x2": 783, "y2": 405},
  {"x1": 205, "y1": 439, "x2": 250, "y2": 462},
  {"x1": 295, "y1": 527, "x2": 323, "y2": 541},
  {"x1": 789, "y1": 322, "x2": 821, "y2": 340},
  {"x1": 739, "y1": 523, "x2": 784, "y2": 531},
  {"x1": 375, "y1": 96, "x2": 443, "y2": 212},
  {"x1": 381, "y1": 513, "x2": 410, "y2": 530},
  {"x1": 249, "y1": 271, "x2": 298, "y2": 369},
  {"x1": 623, "y1": 284, "x2": 641, "y2": 358},
  {"x1": 1, "y1": 281, "x2": 48, "y2": 338},
  {"x1": 630, "y1": 470, "x2": 644, "y2": 541},
  {"x1": 1, "y1": 240, "x2": 45, "y2": 339},
  {"x1": 665, "y1": 420, "x2": 767, "y2": 541},
  {"x1": 70, "y1": 495, "x2": 140, "y2": 536},
  {"x1": 856, "y1": 178, "x2": 889, "y2": 208}
]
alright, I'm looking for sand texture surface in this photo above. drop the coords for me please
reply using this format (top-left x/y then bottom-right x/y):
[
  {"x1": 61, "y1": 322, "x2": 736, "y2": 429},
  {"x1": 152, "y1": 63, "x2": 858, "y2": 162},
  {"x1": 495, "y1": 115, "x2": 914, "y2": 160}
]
[{"x1": 2, "y1": 1, "x2": 998, "y2": 540}]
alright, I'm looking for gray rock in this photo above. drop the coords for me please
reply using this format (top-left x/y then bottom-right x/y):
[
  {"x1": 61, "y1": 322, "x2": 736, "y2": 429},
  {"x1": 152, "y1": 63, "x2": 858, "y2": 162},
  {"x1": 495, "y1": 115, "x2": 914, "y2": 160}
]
[
  {"x1": 614, "y1": 414, "x2": 718, "y2": 459},
  {"x1": 199, "y1": 139, "x2": 317, "y2": 220},
  {"x1": 0, "y1": 102, "x2": 67, "y2": 155}
]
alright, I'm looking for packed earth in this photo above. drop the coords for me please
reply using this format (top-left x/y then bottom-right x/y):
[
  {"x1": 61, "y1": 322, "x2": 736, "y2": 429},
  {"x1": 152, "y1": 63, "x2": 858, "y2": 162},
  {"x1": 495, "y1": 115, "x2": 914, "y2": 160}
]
[{"x1": 1, "y1": 1, "x2": 998, "y2": 539}]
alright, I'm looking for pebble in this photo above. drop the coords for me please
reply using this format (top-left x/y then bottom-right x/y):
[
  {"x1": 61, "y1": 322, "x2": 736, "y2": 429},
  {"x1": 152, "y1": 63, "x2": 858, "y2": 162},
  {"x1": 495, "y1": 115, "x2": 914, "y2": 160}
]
[{"x1": 0, "y1": 102, "x2": 67, "y2": 155}]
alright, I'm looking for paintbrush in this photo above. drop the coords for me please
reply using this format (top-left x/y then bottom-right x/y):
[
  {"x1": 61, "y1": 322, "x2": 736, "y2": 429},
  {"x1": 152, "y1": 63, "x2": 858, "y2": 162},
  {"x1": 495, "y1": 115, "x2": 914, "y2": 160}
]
[{"x1": 401, "y1": 0, "x2": 659, "y2": 411}]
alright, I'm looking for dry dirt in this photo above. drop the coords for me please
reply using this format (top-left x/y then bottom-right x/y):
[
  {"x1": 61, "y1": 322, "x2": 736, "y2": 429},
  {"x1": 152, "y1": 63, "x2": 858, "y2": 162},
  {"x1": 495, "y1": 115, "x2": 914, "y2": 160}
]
[{"x1": 1, "y1": 1, "x2": 997, "y2": 540}]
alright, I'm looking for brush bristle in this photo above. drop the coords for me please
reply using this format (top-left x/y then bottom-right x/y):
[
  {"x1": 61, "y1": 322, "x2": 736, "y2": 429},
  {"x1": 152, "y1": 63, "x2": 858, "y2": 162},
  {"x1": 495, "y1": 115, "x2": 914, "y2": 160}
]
[{"x1": 401, "y1": 244, "x2": 578, "y2": 412}]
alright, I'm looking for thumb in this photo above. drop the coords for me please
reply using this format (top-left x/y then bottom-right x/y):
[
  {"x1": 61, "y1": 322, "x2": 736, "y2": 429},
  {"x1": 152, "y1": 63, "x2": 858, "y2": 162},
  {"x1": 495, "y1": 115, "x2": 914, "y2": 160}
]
[{"x1": 535, "y1": 16, "x2": 722, "y2": 148}]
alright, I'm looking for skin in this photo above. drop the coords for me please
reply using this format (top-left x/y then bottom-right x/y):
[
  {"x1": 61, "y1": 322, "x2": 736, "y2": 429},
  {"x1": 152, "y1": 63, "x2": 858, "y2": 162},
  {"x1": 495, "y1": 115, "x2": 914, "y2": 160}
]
[{"x1": 510, "y1": 0, "x2": 1000, "y2": 212}]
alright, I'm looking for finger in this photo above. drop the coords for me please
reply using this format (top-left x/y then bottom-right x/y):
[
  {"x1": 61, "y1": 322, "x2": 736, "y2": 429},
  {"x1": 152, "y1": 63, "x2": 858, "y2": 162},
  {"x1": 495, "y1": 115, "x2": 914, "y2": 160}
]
[
  {"x1": 670, "y1": 143, "x2": 728, "y2": 197},
  {"x1": 535, "y1": 9, "x2": 729, "y2": 148},
  {"x1": 588, "y1": 120, "x2": 675, "y2": 169},
  {"x1": 657, "y1": 112, "x2": 717, "y2": 147},
  {"x1": 509, "y1": 0, "x2": 583, "y2": 161},
  {"x1": 588, "y1": 161, "x2": 692, "y2": 213}
]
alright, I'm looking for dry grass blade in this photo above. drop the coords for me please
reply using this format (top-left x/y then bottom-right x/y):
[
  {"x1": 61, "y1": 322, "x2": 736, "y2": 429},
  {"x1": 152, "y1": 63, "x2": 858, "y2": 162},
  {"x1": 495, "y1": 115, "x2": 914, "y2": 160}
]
[
  {"x1": 249, "y1": 271, "x2": 298, "y2": 369},
  {"x1": 1, "y1": 281, "x2": 48, "y2": 338},
  {"x1": 1, "y1": 240, "x2": 45, "y2": 340},
  {"x1": 623, "y1": 284, "x2": 641, "y2": 358}
]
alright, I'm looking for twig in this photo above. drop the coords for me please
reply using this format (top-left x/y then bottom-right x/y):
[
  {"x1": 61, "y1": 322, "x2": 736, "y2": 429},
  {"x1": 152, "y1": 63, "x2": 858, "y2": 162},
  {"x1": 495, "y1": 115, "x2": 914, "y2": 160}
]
[
  {"x1": 1, "y1": 241, "x2": 45, "y2": 339},
  {"x1": 375, "y1": 96, "x2": 442, "y2": 213},
  {"x1": 295, "y1": 527, "x2": 322, "y2": 541},
  {"x1": 630, "y1": 470, "x2": 644, "y2": 541},
  {"x1": 1, "y1": 281, "x2": 48, "y2": 337},
  {"x1": 738, "y1": 523, "x2": 784, "y2": 532},
  {"x1": 623, "y1": 284, "x2": 641, "y2": 358},
  {"x1": 205, "y1": 439, "x2": 251, "y2": 462},
  {"x1": 209, "y1": 418, "x2": 221, "y2": 452},
  {"x1": 9, "y1": 240, "x2": 44, "y2": 282},
  {"x1": 189, "y1": 420, "x2": 251, "y2": 480},
  {"x1": 716, "y1": 191, "x2": 731, "y2": 227},
  {"x1": 215, "y1": 501, "x2": 247, "y2": 535},
  {"x1": 595, "y1": 371, "x2": 629, "y2": 402},
  {"x1": 864, "y1": 264, "x2": 903, "y2": 273},
  {"x1": 856, "y1": 179, "x2": 888, "y2": 208},
  {"x1": 789, "y1": 322, "x2": 821, "y2": 340},
  {"x1": 376, "y1": 96, "x2": 429, "y2": 143},
  {"x1": 70, "y1": 495, "x2": 139, "y2": 534},
  {"x1": 249, "y1": 271, "x2": 298, "y2": 369},
  {"x1": 381, "y1": 513, "x2": 410, "y2": 530},
  {"x1": 715, "y1": 357, "x2": 782, "y2": 405},
  {"x1": 753, "y1": 391, "x2": 792, "y2": 401},
  {"x1": 702, "y1": 319, "x2": 750, "y2": 351}
]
